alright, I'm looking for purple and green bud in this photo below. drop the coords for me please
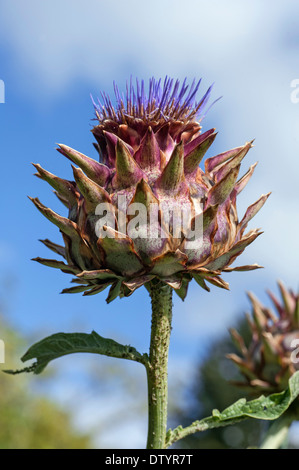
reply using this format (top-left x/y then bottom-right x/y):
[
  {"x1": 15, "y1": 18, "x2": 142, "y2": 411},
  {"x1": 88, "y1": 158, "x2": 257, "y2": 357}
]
[
  {"x1": 228, "y1": 282, "x2": 299, "y2": 393},
  {"x1": 30, "y1": 77, "x2": 269, "y2": 302}
]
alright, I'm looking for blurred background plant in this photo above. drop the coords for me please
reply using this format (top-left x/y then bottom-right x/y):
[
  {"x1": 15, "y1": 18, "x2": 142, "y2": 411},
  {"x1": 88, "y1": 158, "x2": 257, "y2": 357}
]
[
  {"x1": 171, "y1": 284, "x2": 299, "y2": 449},
  {"x1": 170, "y1": 318, "x2": 264, "y2": 449},
  {"x1": 228, "y1": 282, "x2": 299, "y2": 394},
  {"x1": 0, "y1": 308, "x2": 93, "y2": 449}
]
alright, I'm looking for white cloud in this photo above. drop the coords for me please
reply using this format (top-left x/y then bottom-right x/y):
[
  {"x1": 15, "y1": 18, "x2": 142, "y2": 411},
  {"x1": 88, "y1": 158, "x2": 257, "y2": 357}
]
[{"x1": 0, "y1": 0, "x2": 266, "y2": 93}]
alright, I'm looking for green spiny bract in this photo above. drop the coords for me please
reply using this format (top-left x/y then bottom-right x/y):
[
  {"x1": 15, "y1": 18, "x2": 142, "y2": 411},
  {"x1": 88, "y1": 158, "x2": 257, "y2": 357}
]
[{"x1": 30, "y1": 78, "x2": 270, "y2": 303}]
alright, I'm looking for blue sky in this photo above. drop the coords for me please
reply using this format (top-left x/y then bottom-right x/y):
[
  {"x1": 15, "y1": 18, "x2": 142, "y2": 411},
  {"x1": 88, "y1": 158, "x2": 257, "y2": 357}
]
[{"x1": 0, "y1": 0, "x2": 299, "y2": 448}]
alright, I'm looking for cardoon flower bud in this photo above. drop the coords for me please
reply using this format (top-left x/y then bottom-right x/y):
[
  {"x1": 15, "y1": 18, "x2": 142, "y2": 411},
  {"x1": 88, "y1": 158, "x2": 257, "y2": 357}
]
[
  {"x1": 228, "y1": 282, "x2": 299, "y2": 393},
  {"x1": 30, "y1": 77, "x2": 269, "y2": 302}
]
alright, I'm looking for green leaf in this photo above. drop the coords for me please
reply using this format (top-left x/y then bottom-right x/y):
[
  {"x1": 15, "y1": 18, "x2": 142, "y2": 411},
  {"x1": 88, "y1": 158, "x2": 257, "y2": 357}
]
[
  {"x1": 4, "y1": 331, "x2": 148, "y2": 375},
  {"x1": 166, "y1": 371, "x2": 299, "y2": 447}
]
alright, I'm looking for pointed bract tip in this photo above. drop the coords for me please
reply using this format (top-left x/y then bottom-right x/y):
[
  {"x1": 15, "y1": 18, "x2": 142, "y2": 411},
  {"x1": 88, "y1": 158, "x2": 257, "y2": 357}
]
[
  {"x1": 114, "y1": 138, "x2": 144, "y2": 187},
  {"x1": 71, "y1": 165, "x2": 83, "y2": 181},
  {"x1": 71, "y1": 164, "x2": 80, "y2": 174},
  {"x1": 157, "y1": 140, "x2": 185, "y2": 191},
  {"x1": 184, "y1": 131, "x2": 217, "y2": 174},
  {"x1": 246, "y1": 291, "x2": 258, "y2": 303}
]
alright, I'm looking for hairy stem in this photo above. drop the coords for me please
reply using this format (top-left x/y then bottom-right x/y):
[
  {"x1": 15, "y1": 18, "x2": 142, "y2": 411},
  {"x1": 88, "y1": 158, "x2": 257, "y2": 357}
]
[{"x1": 146, "y1": 281, "x2": 173, "y2": 449}]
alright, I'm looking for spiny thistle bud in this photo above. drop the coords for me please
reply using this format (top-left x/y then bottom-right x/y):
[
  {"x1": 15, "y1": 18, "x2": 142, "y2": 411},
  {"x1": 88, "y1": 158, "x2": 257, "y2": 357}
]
[
  {"x1": 228, "y1": 282, "x2": 299, "y2": 393},
  {"x1": 30, "y1": 77, "x2": 270, "y2": 303}
]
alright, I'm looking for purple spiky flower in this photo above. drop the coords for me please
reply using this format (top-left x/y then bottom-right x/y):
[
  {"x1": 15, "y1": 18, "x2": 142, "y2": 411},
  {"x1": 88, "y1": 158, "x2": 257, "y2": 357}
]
[{"x1": 30, "y1": 77, "x2": 270, "y2": 302}]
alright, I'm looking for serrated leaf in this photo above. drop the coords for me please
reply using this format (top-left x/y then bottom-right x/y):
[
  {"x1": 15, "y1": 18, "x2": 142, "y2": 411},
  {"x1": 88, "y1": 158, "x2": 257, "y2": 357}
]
[
  {"x1": 4, "y1": 331, "x2": 147, "y2": 375},
  {"x1": 166, "y1": 371, "x2": 299, "y2": 447}
]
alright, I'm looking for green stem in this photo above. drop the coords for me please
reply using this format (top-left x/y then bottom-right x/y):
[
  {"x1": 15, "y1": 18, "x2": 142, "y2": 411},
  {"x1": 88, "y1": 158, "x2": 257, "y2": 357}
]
[
  {"x1": 146, "y1": 280, "x2": 173, "y2": 449},
  {"x1": 259, "y1": 413, "x2": 294, "y2": 449}
]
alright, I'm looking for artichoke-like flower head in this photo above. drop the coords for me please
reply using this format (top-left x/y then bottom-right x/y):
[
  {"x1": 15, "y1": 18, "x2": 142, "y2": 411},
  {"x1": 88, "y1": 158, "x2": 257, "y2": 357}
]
[{"x1": 31, "y1": 77, "x2": 270, "y2": 302}]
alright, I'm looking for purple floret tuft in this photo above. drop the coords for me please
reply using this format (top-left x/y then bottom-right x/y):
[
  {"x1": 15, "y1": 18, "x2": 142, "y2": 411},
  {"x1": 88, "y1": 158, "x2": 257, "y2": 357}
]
[{"x1": 92, "y1": 76, "x2": 215, "y2": 124}]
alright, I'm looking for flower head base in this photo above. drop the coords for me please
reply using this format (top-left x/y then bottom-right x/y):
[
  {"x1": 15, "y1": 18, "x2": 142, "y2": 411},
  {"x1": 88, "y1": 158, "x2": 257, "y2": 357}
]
[
  {"x1": 228, "y1": 282, "x2": 299, "y2": 394},
  {"x1": 31, "y1": 77, "x2": 270, "y2": 303}
]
